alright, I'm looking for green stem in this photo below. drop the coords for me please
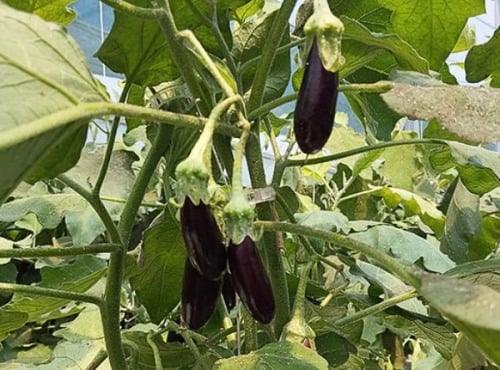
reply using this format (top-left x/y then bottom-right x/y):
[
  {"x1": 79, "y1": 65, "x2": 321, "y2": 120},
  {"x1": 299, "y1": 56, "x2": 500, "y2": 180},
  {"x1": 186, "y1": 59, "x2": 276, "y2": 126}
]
[
  {"x1": 283, "y1": 139, "x2": 444, "y2": 167},
  {"x1": 93, "y1": 80, "x2": 133, "y2": 196},
  {"x1": 247, "y1": 0, "x2": 298, "y2": 112},
  {"x1": 0, "y1": 244, "x2": 119, "y2": 259},
  {"x1": 0, "y1": 102, "x2": 240, "y2": 151},
  {"x1": 334, "y1": 290, "x2": 418, "y2": 327},
  {"x1": 248, "y1": 81, "x2": 394, "y2": 119},
  {"x1": 241, "y1": 307, "x2": 257, "y2": 353},
  {"x1": 0, "y1": 282, "x2": 103, "y2": 307},
  {"x1": 85, "y1": 349, "x2": 108, "y2": 370},
  {"x1": 100, "y1": 196, "x2": 165, "y2": 209},
  {"x1": 291, "y1": 262, "x2": 313, "y2": 320},
  {"x1": 256, "y1": 221, "x2": 421, "y2": 288},
  {"x1": 166, "y1": 321, "x2": 210, "y2": 370},
  {"x1": 57, "y1": 174, "x2": 122, "y2": 245},
  {"x1": 99, "y1": 0, "x2": 162, "y2": 18},
  {"x1": 146, "y1": 332, "x2": 164, "y2": 370}
]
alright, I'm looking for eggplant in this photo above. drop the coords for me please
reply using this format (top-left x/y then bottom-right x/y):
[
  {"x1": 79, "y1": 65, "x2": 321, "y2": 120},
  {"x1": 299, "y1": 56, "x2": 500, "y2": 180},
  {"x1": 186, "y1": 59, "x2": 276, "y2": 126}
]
[
  {"x1": 180, "y1": 197, "x2": 226, "y2": 280},
  {"x1": 181, "y1": 259, "x2": 221, "y2": 330},
  {"x1": 228, "y1": 237, "x2": 275, "y2": 324},
  {"x1": 222, "y1": 272, "x2": 236, "y2": 310},
  {"x1": 294, "y1": 40, "x2": 339, "y2": 154}
]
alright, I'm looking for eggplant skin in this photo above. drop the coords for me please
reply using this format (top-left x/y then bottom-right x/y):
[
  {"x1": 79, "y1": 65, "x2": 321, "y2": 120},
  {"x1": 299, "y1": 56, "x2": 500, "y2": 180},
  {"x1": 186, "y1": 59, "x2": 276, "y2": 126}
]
[
  {"x1": 228, "y1": 237, "x2": 275, "y2": 324},
  {"x1": 294, "y1": 41, "x2": 339, "y2": 154},
  {"x1": 180, "y1": 197, "x2": 226, "y2": 280},
  {"x1": 181, "y1": 259, "x2": 221, "y2": 330},
  {"x1": 222, "y1": 272, "x2": 236, "y2": 310}
]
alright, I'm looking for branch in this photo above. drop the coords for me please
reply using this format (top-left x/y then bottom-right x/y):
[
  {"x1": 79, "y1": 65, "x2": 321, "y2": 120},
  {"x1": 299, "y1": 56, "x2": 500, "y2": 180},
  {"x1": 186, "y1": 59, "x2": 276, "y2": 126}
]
[
  {"x1": 99, "y1": 0, "x2": 163, "y2": 18},
  {"x1": 0, "y1": 244, "x2": 119, "y2": 259},
  {"x1": 0, "y1": 282, "x2": 103, "y2": 307}
]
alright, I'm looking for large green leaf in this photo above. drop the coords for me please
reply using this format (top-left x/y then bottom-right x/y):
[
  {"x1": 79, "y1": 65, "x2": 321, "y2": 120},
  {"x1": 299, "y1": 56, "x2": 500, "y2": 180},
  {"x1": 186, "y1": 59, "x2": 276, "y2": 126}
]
[
  {"x1": 0, "y1": 256, "x2": 106, "y2": 338},
  {"x1": 465, "y1": 27, "x2": 500, "y2": 87},
  {"x1": 128, "y1": 212, "x2": 186, "y2": 323},
  {"x1": 3, "y1": 0, "x2": 76, "y2": 25},
  {"x1": 378, "y1": 0, "x2": 484, "y2": 70},
  {"x1": 0, "y1": 4, "x2": 108, "y2": 204},
  {"x1": 350, "y1": 225, "x2": 455, "y2": 273},
  {"x1": 213, "y1": 341, "x2": 329, "y2": 369},
  {"x1": 446, "y1": 259, "x2": 500, "y2": 293},
  {"x1": 419, "y1": 274, "x2": 500, "y2": 366},
  {"x1": 429, "y1": 141, "x2": 500, "y2": 195},
  {"x1": 97, "y1": 0, "x2": 247, "y2": 86}
]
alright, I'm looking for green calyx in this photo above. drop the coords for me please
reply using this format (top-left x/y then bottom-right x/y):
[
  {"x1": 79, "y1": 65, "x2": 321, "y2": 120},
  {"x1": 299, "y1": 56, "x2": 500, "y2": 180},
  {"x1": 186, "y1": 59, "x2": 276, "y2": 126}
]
[
  {"x1": 304, "y1": 0, "x2": 345, "y2": 72},
  {"x1": 174, "y1": 157, "x2": 210, "y2": 205},
  {"x1": 223, "y1": 192, "x2": 256, "y2": 244}
]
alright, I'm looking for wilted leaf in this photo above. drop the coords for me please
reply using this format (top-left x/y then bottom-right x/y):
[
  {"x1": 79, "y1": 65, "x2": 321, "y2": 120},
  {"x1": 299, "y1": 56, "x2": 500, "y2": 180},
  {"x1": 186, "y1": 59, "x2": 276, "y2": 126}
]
[
  {"x1": 381, "y1": 83, "x2": 500, "y2": 143},
  {"x1": 128, "y1": 212, "x2": 186, "y2": 323},
  {"x1": 213, "y1": 341, "x2": 329, "y2": 369},
  {"x1": 419, "y1": 274, "x2": 500, "y2": 365},
  {"x1": 0, "y1": 4, "x2": 108, "y2": 203},
  {"x1": 350, "y1": 225, "x2": 455, "y2": 273}
]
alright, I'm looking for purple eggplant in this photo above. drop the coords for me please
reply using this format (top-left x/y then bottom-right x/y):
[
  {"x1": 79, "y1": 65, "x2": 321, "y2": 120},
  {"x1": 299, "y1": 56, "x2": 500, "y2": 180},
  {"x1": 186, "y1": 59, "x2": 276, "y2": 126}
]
[
  {"x1": 294, "y1": 40, "x2": 339, "y2": 154},
  {"x1": 181, "y1": 259, "x2": 221, "y2": 330},
  {"x1": 180, "y1": 197, "x2": 226, "y2": 280},
  {"x1": 228, "y1": 237, "x2": 275, "y2": 324},
  {"x1": 222, "y1": 272, "x2": 236, "y2": 310}
]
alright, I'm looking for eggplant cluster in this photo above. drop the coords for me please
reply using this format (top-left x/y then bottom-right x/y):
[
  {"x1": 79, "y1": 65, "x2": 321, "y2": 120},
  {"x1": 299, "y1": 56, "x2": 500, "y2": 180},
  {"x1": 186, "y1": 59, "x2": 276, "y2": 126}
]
[
  {"x1": 180, "y1": 198, "x2": 275, "y2": 329},
  {"x1": 294, "y1": 40, "x2": 339, "y2": 154}
]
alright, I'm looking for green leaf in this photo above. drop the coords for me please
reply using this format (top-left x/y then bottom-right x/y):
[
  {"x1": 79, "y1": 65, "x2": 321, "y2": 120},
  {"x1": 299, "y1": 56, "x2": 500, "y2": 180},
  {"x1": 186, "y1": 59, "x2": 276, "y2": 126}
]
[
  {"x1": 446, "y1": 259, "x2": 500, "y2": 293},
  {"x1": 350, "y1": 225, "x2": 455, "y2": 273},
  {"x1": 430, "y1": 141, "x2": 500, "y2": 195},
  {"x1": 341, "y1": 16, "x2": 429, "y2": 73},
  {"x1": 372, "y1": 187, "x2": 445, "y2": 236},
  {"x1": 3, "y1": 0, "x2": 76, "y2": 25},
  {"x1": 213, "y1": 341, "x2": 329, "y2": 369},
  {"x1": 234, "y1": 10, "x2": 291, "y2": 104},
  {"x1": 122, "y1": 330, "x2": 197, "y2": 369},
  {"x1": 381, "y1": 83, "x2": 500, "y2": 143},
  {"x1": 0, "y1": 4, "x2": 108, "y2": 204},
  {"x1": 315, "y1": 332, "x2": 356, "y2": 368},
  {"x1": 440, "y1": 180, "x2": 481, "y2": 263},
  {"x1": 232, "y1": 0, "x2": 265, "y2": 23},
  {"x1": 465, "y1": 27, "x2": 500, "y2": 87},
  {"x1": 296, "y1": 211, "x2": 350, "y2": 234},
  {"x1": 275, "y1": 186, "x2": 300, "y2": 221},
  {"x1": 0, "y1": 311, "x2": 29, "y2": 342},
  {"x1": 54, "y1": 304, "x2": 104, "y2": 341},
  {"x1": 0, "y1": 256, "x2": 106, "y2": 328},
  {"x1": 468, "y1": 215, "x2": 500, "y2": 261},
  {"x1": 419, "y1": 274, "x2": 500, "y2": 365},
  {"x1": 128, "y1": 212, "x2": 186, "y2": 323},
  {"x1": 378, "y1": 0, "x2": 485, "y2": 70},
  {"x1": 324, "y1": 124, "x2": 366, "y2": 170}
]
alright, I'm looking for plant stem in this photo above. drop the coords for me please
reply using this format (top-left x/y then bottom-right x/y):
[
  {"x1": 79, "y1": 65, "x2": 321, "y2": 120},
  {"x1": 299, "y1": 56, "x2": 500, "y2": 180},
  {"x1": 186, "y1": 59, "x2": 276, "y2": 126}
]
[
  {"x1": 283, "y1": 139, "x2": 444, "y2": 167},
  {"x1": 0, "y1": 282, "x2": 103, "y2": 307},
  {"x1": 241, "y1": 307, "x2": 257, "y2": 353},
  {"x1": 100, "y1": 196, "x2": 165, "y2": 209},
  {"x1": 0, "y1": 244, "x2": 119, "y2": 259},
  {"x1": 0, "y1": 102, "x2": 240, "y2": 151},
  {"x1": 166, "y1": 321, "x2": 210, "y2": 370},
  {"x1": 248, "y1": 81, "x2": 395, "y2": 119},
  {"x1": 256, "y1": 221, "x2": 421, "y2": 288},
  {"x1": 146, "y1": 332, "x2": 164, "y2": 370},
  {"x1": 85, "y1": 349, "x2": 108, "y2": 370},
  {"x1": 334, "y1": 290, "x2": 418, "y2": 327},
  {"x1": 93, "y1": 80, "x2": 133, "y2": 196},
  {"x1": 99, "y1": 0, "x2": 163, "y2": 18}
]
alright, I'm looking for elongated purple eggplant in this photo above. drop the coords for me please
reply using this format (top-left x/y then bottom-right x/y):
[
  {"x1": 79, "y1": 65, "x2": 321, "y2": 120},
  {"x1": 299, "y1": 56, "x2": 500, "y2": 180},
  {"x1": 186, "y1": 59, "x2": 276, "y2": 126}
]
[
  {"x1": 294, "y1": 40, "x2": 339, "y2": 154},
  {"x1": 181, "y1": 259, "x2": 221, "y2": 330},
  {"x1": 180, "y1": 197, "x2": 226, "y2": 280},
  {"x1": 222, "y1": 272, "x2": 236, "y2": 310},
  {"x1": 228, "y1": 237, "x2": 275, "y2": 324}
]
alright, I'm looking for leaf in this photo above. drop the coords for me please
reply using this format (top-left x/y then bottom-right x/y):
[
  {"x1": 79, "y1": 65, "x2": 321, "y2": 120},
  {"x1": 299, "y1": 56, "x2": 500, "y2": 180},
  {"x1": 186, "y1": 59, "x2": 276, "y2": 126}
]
[
  {"x1": 122, "y1": 330, "x2": 197, "y2": 369},
  {"x1": 445, "y1": 259, "x2": 500, "y2": 293},
  {"x1": 468, "y1": 215, "x2": 500, "y2": 261},
  {"x1": 0, "y1": 311, "x2": 29, "y2": 342},
  {"x1": 234, "y1": 10, "x2": 291, "y2": 104},
  {"x1": 0, "y1": 4, "x2": 108, "y2": 203},
  {"x1": 350, "y1": 225, "x2": 455, "y2": 273},
  {"x1": 213, "y1": 341, "x2": 329, "y2": 369},
  {"x1": 440, "y1": 180, "x2": 481, "y2": 263},
  {"x1": 3, "y1": 0, "x2": 76, "y2": 25},
  {"x1": 381, "y1": 83, "x2": 500, "y2": 143},
  {"x1": 372, "y1": 187, "x2": 445, "y2": 236},
  {"x1": 324, "y1": 124, "x2": 366, "y2": 170},
  {"x1": 296, "y1": 211, "x2": 350, "y2": 234},
  {"x1": 128, "y1": 212, "x2": 186, "y2": 323},
  {"x1": 419, "y1": 274, "x2": 500, "y2": 365},
  {"x1": 275, "y1": 186, "x2": 300, "y2": 221},
  {"x1": 465, "y1": 27, "x2": 500, "y2": 87},
  {"x1": 232, "y1": 0, "x2": 265, "y2": 23},
  {"x1": 341, "y1": 16, "x2": 429, "y2": 73},
  {"x1": 54, "y1": 304, "x2": 104, "y2": 341},
  {"x1": 378, "y1": 0, "x2": 485, "y2": 70},
  {"x1": 1, "y1": 256, "x2": 106, "y2": 324},
  {"x1": 429, "y1": 141, "x2": 500, "y2": 195},
  {"x1": 315, "y1": 332, "x2": 356, "y2": 368}
]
